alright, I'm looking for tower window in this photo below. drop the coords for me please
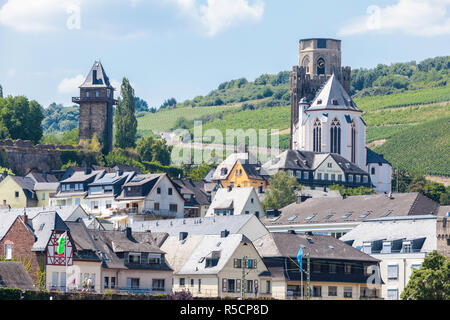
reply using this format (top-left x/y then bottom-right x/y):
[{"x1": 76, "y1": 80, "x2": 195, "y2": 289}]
[
  {"x1": 317, "y1": 39, "x2": 327, "y2": 49},
  {"x1": 317, "y1": 58, "x2": 325, "y2": 75},
  {"x1": 351, "y1": 120, "x2": 356, "y2": 163}
]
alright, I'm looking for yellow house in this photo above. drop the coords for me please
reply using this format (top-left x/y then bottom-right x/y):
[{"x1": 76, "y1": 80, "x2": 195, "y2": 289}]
[
  {"x1": 26, "y1": 171, "x2": 59, "y2": 207},
  {"x1": 0, "y1": 175, "x2": 38, "y2": 208},
  {"x1": 220, "y1": 160, "x2": 268, "y2": 192}
]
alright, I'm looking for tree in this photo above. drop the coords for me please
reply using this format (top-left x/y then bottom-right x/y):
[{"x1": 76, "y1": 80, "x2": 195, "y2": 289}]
[
  {"x1": 185, "y1": 164, "x2": 214, "y2": 181},
  {"x1": 401, "y1": 251, "x2": 450, "y2": 300},
  {"x1": 136, "y1": 136, "x2": 172, "y2": 166},
  {"x1": 0, "y1": 95, "x2": 44, "y2": 143},
  {"x1": 329, "y1": 184, "x2": 375, "y2": 197},
  {"x1": 114, "y1": 78, "x2": 137, "y2": 149},
  {"x1": 0, "y1": 84, "x2": 3, "y2": 98},
  {"x1": 135, "y1": 97, "x2": 149, "y2": 113},
  {"x1": 262, "y1": 171, "x2": 300, "y2": 211}
]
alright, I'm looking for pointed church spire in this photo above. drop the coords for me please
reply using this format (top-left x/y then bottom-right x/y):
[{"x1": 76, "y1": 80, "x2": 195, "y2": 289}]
[
  {"x1": 308, "y1": 74, "x2": 361, "y2": 112},
  {"x1": 79, "y1": 61, "x2": 113, "y2": 89}
]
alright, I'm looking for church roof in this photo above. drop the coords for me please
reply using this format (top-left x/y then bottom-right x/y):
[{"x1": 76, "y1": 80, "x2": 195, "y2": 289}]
[
  {"x1": 79, "y1": 61, "x2": 113, "y2": 89},
  {"x1": 307, "y1": 74, "x2": 362, "y2": 112},
  {"x1": 366, "y1": 148, "x2": 391, "y2": 165}
]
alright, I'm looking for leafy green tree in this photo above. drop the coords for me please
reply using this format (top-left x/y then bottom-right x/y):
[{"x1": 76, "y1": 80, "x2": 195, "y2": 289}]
[
  {"x1": 160, "y1": 98, "x2": 177, "y2": 109},
  {"x1": 401, "y1": 251, "x2": 450, "y2": 300},
  {"x1": 104, "y1": 149, "x2": 146, "y2": 172},
  {"x1": 329, "y1": 184, "x2": 374, "y2": 197},
  {"x1": 114, "y1": 78, "x2": 137, "y2": 149},
  {"x1": 0, "y1": 95, "x2": 44, "y2": 143},
  {"x1": 440, "y1": 189, "x2": 450, "y2": 205},
  {"x1": 185, "y1": 164, "x2": 214, "y2": 181},
  {"x1": 262, "y1": 171, "x2": 300, "y2": 211},
  {"x1": 135, "y1": 97, "x2": 149, "y2": 113},
  {"x1": 0, "y1": 84, "x2": 3, "y2": 98},
  {"x1": 136, "y1": 136, "x2": 172, "y2": 166},
  {"x1": 0, "y1": 166, "x2": 14, "y2": 175}
]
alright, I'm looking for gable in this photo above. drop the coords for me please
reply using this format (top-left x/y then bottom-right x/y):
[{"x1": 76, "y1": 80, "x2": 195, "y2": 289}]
[{"x1": 315, "y1": 155, "x2": 344, "y2": 175}]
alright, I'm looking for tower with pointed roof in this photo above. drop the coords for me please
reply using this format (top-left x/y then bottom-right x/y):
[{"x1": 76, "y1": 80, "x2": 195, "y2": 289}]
[
  {"x1": 290, "y1": 38, "x2": 351, "y2": 149},
  {"x1": 72, "y1": 61, "x2": 117, "y2": 154}
]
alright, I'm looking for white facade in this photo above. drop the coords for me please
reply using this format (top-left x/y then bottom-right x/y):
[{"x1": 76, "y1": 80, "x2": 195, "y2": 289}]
[{"x1": 205, "y1": 187, "x2": 264, "y2": 218}]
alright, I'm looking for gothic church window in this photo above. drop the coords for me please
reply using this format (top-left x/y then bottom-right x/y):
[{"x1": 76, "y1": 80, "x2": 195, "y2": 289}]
[
  {"x1": 330, "y1": 118, "x2": 341, "y2": 154},
  {"x1": 351, "y1": 120, "x2": 356, "y2": 163},
  {"x1": 317, "y1": 58, "x2": 325, "y2": 75},
  {"x1": 313, "y1": 119, "x2": 322, "y2": 152}
]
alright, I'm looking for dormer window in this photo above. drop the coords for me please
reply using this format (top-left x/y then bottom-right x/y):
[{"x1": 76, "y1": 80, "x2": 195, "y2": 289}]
[
  {"x1": 86, "y1": 91, "x2": 90, "y2": 98},
  {"x1": 148, "y1": 254, "x2": 161, "y2": 264},
  {"x1": 332, "y1": 99, "x2": 338, "y2": 105},
  {"x1": 128, "y1": 252, "x2": 141, "y2": 264},
  {"x1": 317, "y1": 99, "x2": 322, "y2": 105},
  {"x1": 382, "y1": 241, "x2": 392, "y2": 254}
]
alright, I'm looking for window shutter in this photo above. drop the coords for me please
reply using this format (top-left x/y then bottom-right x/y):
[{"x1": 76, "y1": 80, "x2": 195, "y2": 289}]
[
  {"x1": 254, "y1": 259, "x2": 257, "y2": 268},
  {"x1": 254, "y1": 280, "x2": 258, "y2": 293},
  {"x1": 236, "y1": 279, "x2": 241, "y2": 293},
  {"x1": 222, "y1": 278, "x2": 227, "y2": 292}
]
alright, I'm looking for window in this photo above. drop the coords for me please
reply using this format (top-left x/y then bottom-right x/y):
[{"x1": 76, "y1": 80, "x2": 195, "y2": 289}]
[
  {"x1": 329, "y1": 263, "x2": 337, "y2": 274},
  {"x1": 313, "y1": 119, "x2": 322, "y2": 152},
  {"x1": 5, "y1": 244, "x2": 12, "y2": 260},
  {"x1": 157, "y1": 187, "x2": 161, "y2": 194},
  {"x1": 317, "y1": 173, "x2": 322, "y2": 180},
  {"x1": 266, "y1": 281, "x2": 271, "y2": 294},
  {"x1": 362, "y1": 242, "x2": 372, "y2": 254},
  {"x1": 169, "y1": 204, "x2": 178, "y2": 212},
  {"x1": 127, "y1": 278, "x2": 140, "y2": 289},
  {"x1": 95, "y1": 91, "x2": 99, "y2": 97},
  {"x1": 402, "y1": 241, "x2": 412, "y2": 253},
  {"x1": 190, "y1": 279, "x2": 194, "y2": 287},
  {"x1": 52, "y1": 272, "x2": 59, "y2": 289},
  {"x1": 198, "y1": 279, "x2": 202, "y2": 293},
  {"x1": 128, "y1": 253, "x2": 141, "y2": 264},
  {"x1": 387, "y1": 289, "x2": 398, "y2": 300},
  {"x1": 348, "y1": 175, "x2": 353, "y2": 182},
  {"x1": 180, "y1": 278, "x2": 185, "y2": 286},
  {"x1": 227, "y1": 279, "x2": 236, "y2": 293},
  {"x1": 337, "y1": 174, "x2": 342, "y2": 181},
  {"x1": 317, "y1": 58, "x2": 325, "y2": 75},
  {"x1": 152, "y1": 279, "x2": 165, "y2": 291},
  {"x1": 411, "y1": 264, "x2": 422, "y2": 270},
  {"x1": 234, "y1": 259, "x2": 242, "y2": 268},
  {"x1": 111, "y1": 277, "x2": 116, "y2": 289},
  {"x1": 104, "y1": 277, "x2": 109, "y2": 289},
  {"x1": 330, "y1": 118, "x2": 341, "y2": 154},
  {"x1": 355, "y1": 175, "x2": 361, "y2": 183},
  {"x1": 247, "y1": 259, "x2": 257, "y2": 269},
  {"x1": 344, "y1": 264, "x2": 352, "y2": 274},
  {"x1": 351, "y1": 121, "x2": 357, "y2": 163},
  {"x1": 317, "y1": 39, "x2": 327, "y2": 48},
  {"x1": 168, "y1": 188, "x2": 173, "y2": 195},
  {"x1": 327, "y1": 163, "x2": 332, "y2": 168},
  {"x1": 15, "y1": 191, "x2": 19, "y2": 198},
  {"x1": 324, "y1": 173, "x2": 329, "y2": 180},
  {"x1": 344, "y1": 287, "x2": 352, "y2": 298},
  {"x1": 328, "y1": 286, "x2": 337, "y2": 297},
  {"x1": 382, "y1": 241, "x2": 392, "y2": 254},
  {"x1": 154, "y1": 202, "x2": 160, "y2": 211},
  {"x1": 303, "y1": 171, "x2": 309, "y2": 180},
  {"x1": 75, "y1": 198, "x2": 81, "y2": 206},
  {"x1": 313, "y1": 286, "x2": 322, "y2": 297},
  {"x1": 42, "y1": 193, "x2": 46, "y2": 200},
  {"x1": 363, "y1": 176, "x2": 369, "y2": 184},
  {"x1": 148, "y1": 254, "x2": 161, "y2": 264},
  {"x1": 86, "y1": 91, "x2": 90, "y2": 98},
  {"x1": 387, "y1": 265, "x2": 399, "y2": 280},
  {"x1": 93, "y1": 201, "x2": 99, "y2": 210},
  {"x1": 331, "y1": 174, "x2": 335, "y2": 181},
  {"x1": 246, "y1": 280, "x2": 254, "y2": 293},
  {"x1": 371, "y1": 167, "x2": 375, "y2": 175},
  {"x1": 105, "y1": 200, "x2": 112, "y2": 209},
  {"x1": 313, "y1": 262, "x2": 321, "y2": 273}
]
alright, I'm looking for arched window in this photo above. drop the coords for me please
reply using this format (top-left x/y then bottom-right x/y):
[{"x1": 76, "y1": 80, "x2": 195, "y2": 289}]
[
  {"x1": 317, "y1": 58, "x2": 325, "y2": 75},
  {"x1": 302, "y1": 56, "x2": 310, "y2": 73},
  {"x1": 330, "y1": 118, "x2": 341, "y2": 154},
  {"x1": 313, "y1": 119, "x2": 322, "y2": 152},
  {"x1": 351, "y1": 120, "x2": 357, "y2": 163}
]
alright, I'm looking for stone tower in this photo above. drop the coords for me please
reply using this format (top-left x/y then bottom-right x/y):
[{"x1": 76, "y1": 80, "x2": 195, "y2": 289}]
[
  {"x1": 290, "y1": 38, "x2": 351, "y2": 148},
  {"x1": 72, "y1": 61, "x2": 117, "y2": 154}
]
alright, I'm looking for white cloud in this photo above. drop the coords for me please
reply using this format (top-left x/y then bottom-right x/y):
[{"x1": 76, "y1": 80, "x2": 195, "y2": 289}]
[
  {"x1": 167, "y1": 0, "x2": 265, "y2": 36},
  {"x1": 0, "y1": 0, "x2": 81, "y2": 32},
  {"x1": 338, "y1": 0, "x2": 450, "y2": 37},
  {"x1": 58, "y1": 74, "x2": 84, "y2": 94}
]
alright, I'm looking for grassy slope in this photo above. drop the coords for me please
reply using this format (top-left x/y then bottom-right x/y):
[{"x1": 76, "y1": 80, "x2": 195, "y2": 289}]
[{"x1": 374, "y1": 117, "x2": 450, "y2": 176}]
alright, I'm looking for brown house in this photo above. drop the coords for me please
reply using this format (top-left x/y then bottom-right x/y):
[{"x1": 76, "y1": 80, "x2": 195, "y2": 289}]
[{"x1": 0, "y1": 213, "x2": 44, "y2": 283}]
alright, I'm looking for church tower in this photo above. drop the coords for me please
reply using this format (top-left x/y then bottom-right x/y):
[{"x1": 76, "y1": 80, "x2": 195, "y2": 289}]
[
  {"x1": 72, "y1": 61, "x2": 117, "y2": 154},
  {"x1": 290, "y1": 38, "x2": 351, "y2": 149}
]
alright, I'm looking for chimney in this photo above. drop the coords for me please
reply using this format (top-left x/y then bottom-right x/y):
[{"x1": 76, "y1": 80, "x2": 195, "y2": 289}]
[
  {"x1": 125, "y1": 227, "x2": 132, "y2": 239},
  {"x1": 221, "y1": 230, "x2": 230, "y2": 238},
  {"x1": 117, "y1": 170, "x2": 123, "y2": 176},
  {"x1": 85, "y1": 168, "x2": 92, "y2": 175},
  {"x1": 179, "y1": 232, "x2": 188, "y2": 241},
  {"x1": 22, "y1": 209, "x2": 28, "y2": 224}
]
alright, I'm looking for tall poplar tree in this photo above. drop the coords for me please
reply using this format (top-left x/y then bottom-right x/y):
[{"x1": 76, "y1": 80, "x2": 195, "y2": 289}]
[
  {"x1": 0, "y1": 84, "x2": 3, "y2": 98},
  {"x1": 114, "y1": 78, "x2": 137, "y2": 149}
]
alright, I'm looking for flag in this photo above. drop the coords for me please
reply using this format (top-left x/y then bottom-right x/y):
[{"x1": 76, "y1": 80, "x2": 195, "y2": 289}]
[
  {"x1": 297, "y1": 247, "x2": 303, "y2": 271},
  {"x1": 57, "y1": 232, "x2": 67, "y2": 255}
]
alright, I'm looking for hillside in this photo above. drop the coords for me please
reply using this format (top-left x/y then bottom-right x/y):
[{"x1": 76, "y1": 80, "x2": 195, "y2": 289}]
[{"x1": 374, "y1": 117, "x2": 450, "y2": 176}]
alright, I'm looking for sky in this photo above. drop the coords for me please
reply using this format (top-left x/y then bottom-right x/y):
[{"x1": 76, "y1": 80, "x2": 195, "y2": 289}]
[{"x1": 0, "y1": 0, "x2": 449, "y2": 108}]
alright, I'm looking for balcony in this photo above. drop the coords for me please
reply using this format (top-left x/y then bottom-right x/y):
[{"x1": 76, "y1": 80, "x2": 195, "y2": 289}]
[
  {"x1": 118, "y1": 288, "x2": 168, "y2": 295},
  {"x1": 134, "y1": 209, "x2": 179, "y2": 218}
]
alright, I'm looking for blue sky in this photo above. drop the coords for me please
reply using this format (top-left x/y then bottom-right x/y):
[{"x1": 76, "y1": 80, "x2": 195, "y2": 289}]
[{"x1": 0, "y1": 0, "x2": 449, "y2": 108}]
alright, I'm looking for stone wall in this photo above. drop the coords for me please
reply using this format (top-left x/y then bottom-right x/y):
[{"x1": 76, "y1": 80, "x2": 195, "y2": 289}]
[
  {"x1": 437, "y1": 217, "x2": 450, "y2": 257},
  {"x1": 0, "y1": 139, "x2": 90, "y2": 176}
]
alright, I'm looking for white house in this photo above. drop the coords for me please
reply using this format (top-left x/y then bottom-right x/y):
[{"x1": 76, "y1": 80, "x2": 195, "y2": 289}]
[
  {"x1": 205, "y1": 187, "x2": 264, "y2": 218},
  {"x1": 340, "y1": 215, "x2": 437, "y2": 300}
]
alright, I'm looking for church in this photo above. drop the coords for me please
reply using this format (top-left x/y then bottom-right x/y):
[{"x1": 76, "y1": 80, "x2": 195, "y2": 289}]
[{"x1": 289, "y1": 38, "x2": 392, "y2": 194}]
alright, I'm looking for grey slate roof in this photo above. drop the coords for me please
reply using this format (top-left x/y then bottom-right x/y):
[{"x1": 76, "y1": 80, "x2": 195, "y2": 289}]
[
  {"x1": 30, "y1": 211, "x2": 70, "y2": 251},
  {"x1": 65, "y1": 220, "x2": 101, "y2": 261},
  {"x1": 366, "y1": 148, "x2": 391, "y2": 165},
  {"x1": 262, "y1": 192, "x2": 439, "y2": 227},
  {"x1": 79, "y1": 61, "x2": 113, "y2": 88},
  {"x1": 307, "y1": 74, "x2": 362, "y2": 112},
  {"x1": 172, "y1": 179, "x2": 211, "y2": 206},
  {"x1": 340, "y1": 215, "x2": 437, "y2": 253},
  {"x1": 61, "y1": 169, "x2": 105, "y2": 183},
  {"x1": 160, "y1": 235, "x2": 205, "y2": 273},
  {"x1": 132, "y1": 214, "x2": 255, "y2": 236},
  {"x1": 0, "y1": 206, "x2": 88, "y2": 222},
  {"x1": 0, "y1": 262, "x2": 36, "y2": 290},
  {"x1": 177, "y1": 234, "x2": 251, "y2": 275},
  {"x1": 254, "y1": 232, "x2": 378, "y2": 262},
  {"x1": 9, "y1": 176, "x2": 36, "y2": 200}
]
